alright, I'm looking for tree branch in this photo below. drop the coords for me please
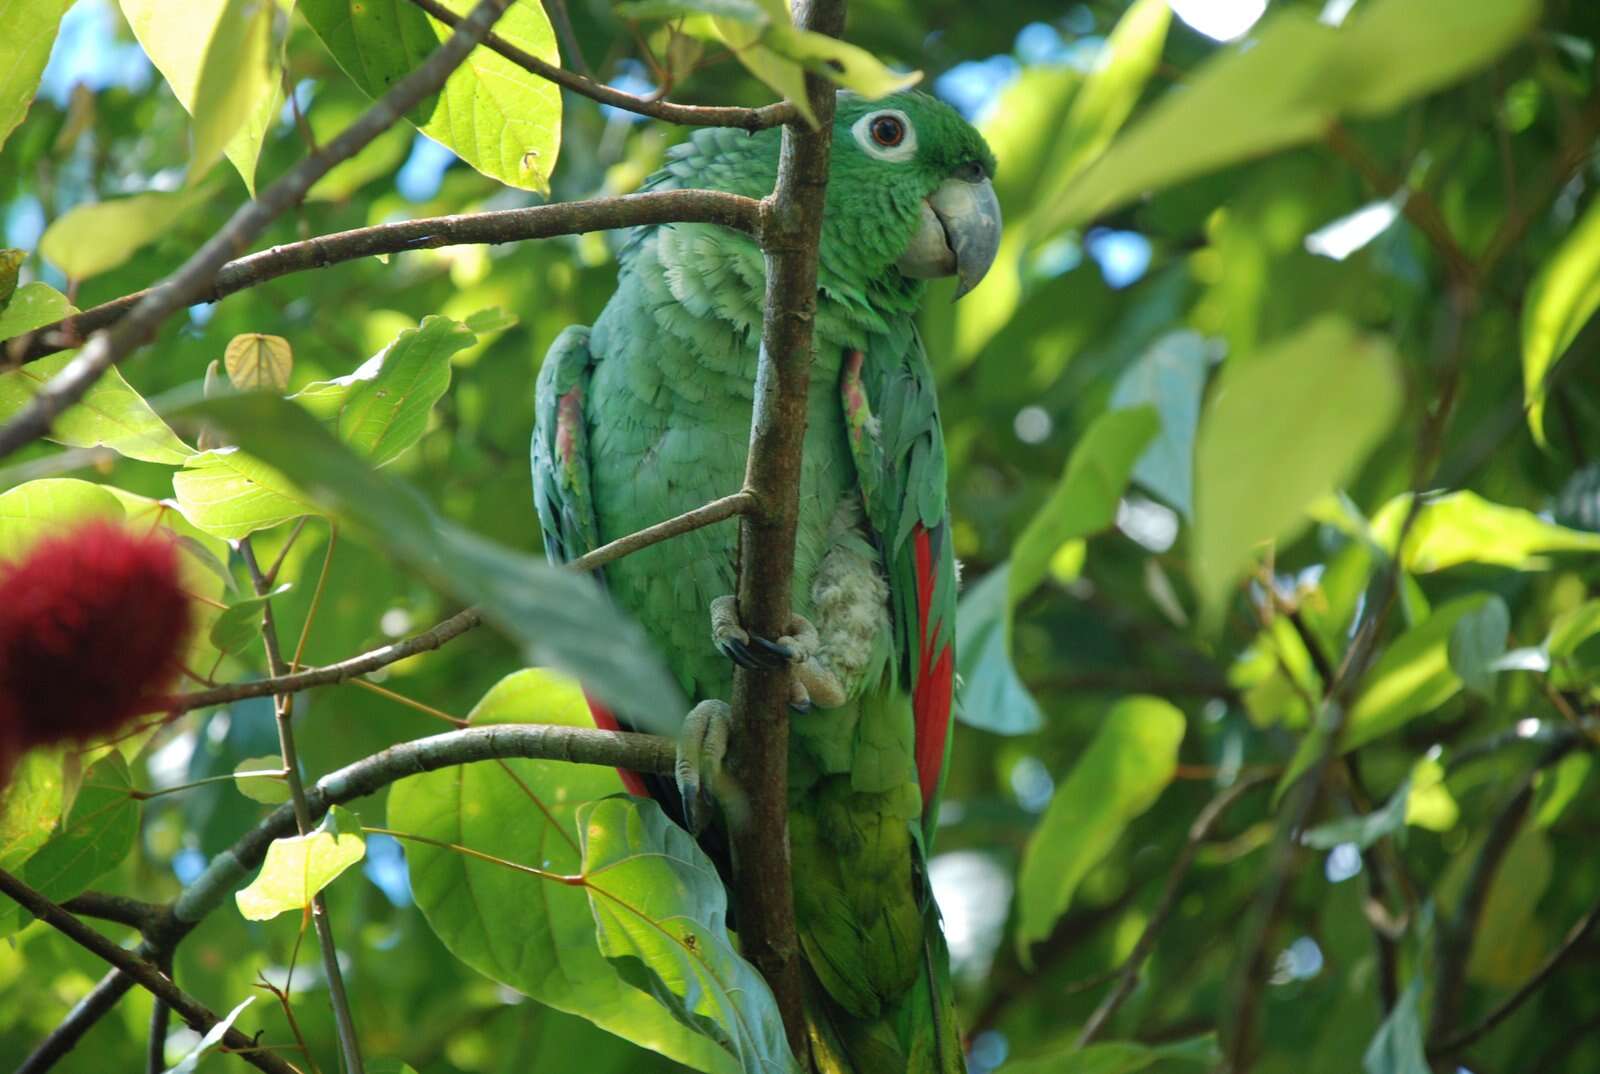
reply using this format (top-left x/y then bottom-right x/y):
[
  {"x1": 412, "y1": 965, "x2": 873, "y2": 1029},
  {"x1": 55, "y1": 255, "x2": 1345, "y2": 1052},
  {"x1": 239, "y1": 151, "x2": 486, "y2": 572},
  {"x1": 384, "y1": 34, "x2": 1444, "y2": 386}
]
[
  {"x1": 0, "y1": 870, "x2": 300, "y2": 1074},
  {"x1": 0, "y1": 0, "x2": 516, "y2": 460},
  {"x1": 18, "y1": 968, "x2": 140, "y2": 1074},
  {"x1": 406, "y1": 0, "x2": 795, "y2": 131},
  {"x1": 723, "y1": 0, "x2": 845, "y2": 1057},
  {"x1": 6, "y1": 190, "x2": 762, "y2": 366}
]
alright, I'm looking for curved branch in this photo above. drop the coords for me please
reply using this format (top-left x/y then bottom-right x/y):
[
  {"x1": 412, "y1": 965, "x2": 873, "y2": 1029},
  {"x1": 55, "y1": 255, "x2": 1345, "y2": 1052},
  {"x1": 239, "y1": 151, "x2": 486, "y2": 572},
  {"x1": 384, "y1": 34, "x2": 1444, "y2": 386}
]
[
  {"x1": 8, "y1": 190, "x2": 762, "y2": 365},
  {"x1": 407, "y1": 0, "x2": 795, "y2": 131},
  {"x1": 0, "y1": 0, "x2": 516, "y2": 460},
  {"x1": 18, "y1": 968, "x2": 139, "y2": 1074},
  {"x1": 0, "y1": 870, "x2": 299, "y2": 1074}
]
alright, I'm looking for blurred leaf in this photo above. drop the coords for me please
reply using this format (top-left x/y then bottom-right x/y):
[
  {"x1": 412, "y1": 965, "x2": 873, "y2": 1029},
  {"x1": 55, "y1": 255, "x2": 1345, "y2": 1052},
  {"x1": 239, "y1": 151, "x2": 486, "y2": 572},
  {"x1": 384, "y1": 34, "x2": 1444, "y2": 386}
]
[
  {"x1": 1010, "y1": 406, "x2": 1159, "y2": 604},
  {"x1": 39, "y1": 187, "x2": 211, "y2": 281},
  {"x1": 1057, "y1": 0, "x2": 1537, "y2": 225},
  {"x1": 161, "y1": 997, "x2": 254, "y2": 1074},
  {"x1": 209, "y1": 585, "x2": 290, "y2": 656},
  {"x1": 1447, "y1": 594, "x2": 1508, "y2": 699},
  {"x1": 1523, "y1": 156, "x2": 1600, "y2": 447},
  {"x1": 0, "y1": 477, "x2": 123, "y2": 554},
  {"x1": 300, "y1": 0, "x2": 562, "y2": 193},
  {"x1": 1304, "y1": 778, "x2": 1410, "y2": 851},
  {"x1": 1534, "y1": 752, "x2": 1592, "y2": 829},
  {"x1": 1363, "y1": 976, "x2": 1427, "y2": 1074},
  {"x1": 1033, "y1": 0, "x2": 1171, "y2": 234},
  {"x1": 1404, "y1": 756, "x2": 1457, "y2": 832},
  {"x1": 1193, "y1": 316, "x2": 1401, "y2": 618},
  {"x1": 1466, "y1": 827, "x2": 1551, "y2": 987},
  {"x1": 232, "y1": 755, "x2": 290, "y2": 805},
  {"x1": 189, "y1": 0, "x2": 276, "y2": 183},
  {"x1": 997, "y1": 1032, "x2": 1218, "y2": 1073},
  {"x1": 579, "y1": 795, "x2": 802, "y2": 1074},
  {"x1": 222, "y1": 333, "x2": 293, "y2": 393},
  {"x1": 1, "y1": 755, "x2": 138, "y2": 937},
  {"x1": 955, "y1": 565, "x2": 1043, "y2": 735},
  {"x1": 172, "y1": 392, "x2": 689, "y2": 728},
  {"x1": 1376, "y1": 491, "x2": 1600, "y2": 572},
  {"x1": 389, "y1": 668, "x2": 736, "y2": 1073},
  {"x1": 121, "y1": 0, "x2": 282, "y2": 193},
  {"x1": 0, "y1": 749, "x2": 65, "y2": 872},
  {"x1": 1547, "y1": 599, "x2": 1600, "y2": 660},
  {"x1": 1016, "y1": 696, "x2": 1185, "y2": 957},
  {"x1": 0, "y1": 249, "x2": 23, "y2": 308},
  {"x1": 236, "y1": 805, "x2": 367, "y2": 920},
  {"x1": 0, "y1": 1, "x2": 70, "y2": 152},
  {"x1": 1110, "y1": 331, "x2": 1209, "y2": 519}
]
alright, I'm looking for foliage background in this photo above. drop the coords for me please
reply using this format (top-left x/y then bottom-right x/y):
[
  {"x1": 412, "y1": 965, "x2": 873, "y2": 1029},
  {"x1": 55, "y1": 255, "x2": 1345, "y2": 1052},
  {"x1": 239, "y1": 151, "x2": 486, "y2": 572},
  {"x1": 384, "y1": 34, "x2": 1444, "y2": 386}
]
[{"x1": 3, "y1": 0, "x2": 1600, "y2": 1072}]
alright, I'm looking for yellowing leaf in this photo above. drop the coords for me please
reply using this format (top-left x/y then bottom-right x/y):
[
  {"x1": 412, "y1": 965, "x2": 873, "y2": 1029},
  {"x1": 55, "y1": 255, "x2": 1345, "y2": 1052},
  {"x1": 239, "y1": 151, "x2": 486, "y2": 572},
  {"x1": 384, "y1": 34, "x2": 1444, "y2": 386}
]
[
  {"x1": 223, "y1": 333, "x2": 293, "y2": 392},
  {"x1": 190, "y1": 0, "x2": 276, "y2": 183},
  {"x1": 236, "y1": 810, "x2": 366, "y2": 920}
]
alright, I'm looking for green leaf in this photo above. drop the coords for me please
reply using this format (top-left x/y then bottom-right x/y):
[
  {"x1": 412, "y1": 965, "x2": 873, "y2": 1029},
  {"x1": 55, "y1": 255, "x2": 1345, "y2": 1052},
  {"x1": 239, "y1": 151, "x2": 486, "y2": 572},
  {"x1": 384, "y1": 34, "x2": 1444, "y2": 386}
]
[
  {"x1": 305, "y1": 87, "x2": 417, "y2": 202},
  {"x1": 1032, "y1": 0, "x2": 1171, "y2": 235},
  {"x1": 1016, "y1": 697, "x2": 1185, "y2": 956},
  {"x1": 300, "y1": 0, "x2": 562, "y2": 193},
  {"x1": 998, "y1": 1033, "x2": 1219, "y2": 1073},
  {"x1": 120, "y1": 0, "x2": 282, "y2": 193},
  {"x1": 233, "y1": 756, "x2": 291, "y2": 805},
  {"x1": 189, "y1": 0, "x2": 276, "y2": 183},
  {"x1": 2, "y1": 755, "x2": 139, "y2": 938},
  {"x1": 39, "y1": 187, "x2": 211, "y2": 281},
  {"x1": 162, "y1": 997, "x2": 255, "y2": 1074},
  {"x1": 579, "y1": 795, "x2": 802, "y2": 1074},
  {"x1": 1010, "y1": 406, "x2": 1160, "y2": 604},
  {"x1": 1447, "y1": 594, "x2": 1509, "y2": 699},
  {"x1": 315, "y1": 315, "x2": 473, "y2": 465},
  {"x1": 209, "y1": 585, "x2": 291, "y2": 657},
  {"x1": 173, "y1": 447, "x2": 319, "y2": 540},
  {"x1": 1405, "y1": 756, "x2": 1458, "y2": 832},
  {"x1": 1547, "y1": 599, "x2": 1600, "y2": 660},
  {"x1": 223, "y1": 333, "x2": 293, "y2": 392},
  {"x1": 0, "y1": 1, "x2": 71, "y2": 153},
  {"x1": 1462, "y1": 827, "x2": 1552, "y2": 987},
  {"x1": 1523, "y1": 191, "x2": 1600, "y2": 447},
  {"x1": 0, "y1": 749, "x2": 66, "y2": 873},
  {"x1": 1303, "y1": 778, "x2": 1411, "y2": 851},
  {"x1": 1363, "y1": 977, "x2": 1428, "y2": 1074},
  {"x1": 389, "y1": 669, "x2": 737, "y2": 1073},
  {"x1": 1377, "y1": 491, "x2": 1600, "y2": 572},
  {"x1": 1110, "y1": 331, "x2": 1209, "y2": 520},
  {"x1": 1532, "y1": 753, "x2": 1591, "y2": 829},
  {"x1": 1055, "y1": 0, "x2": 1537, "y2": 225},
  {"x1": 236, "y1": 805, "x2": 367, "y2": 920},
  {"x1": 1192, "y1": 316, "x2": 1401, "y2": 618},
  {"x1": 0, "y1": 477, "x2": 124, "y2": 555},
  {"x1": 171, "y1": 392, "x2": 689, "y2": 729},
  {"x1": 954, "y1": 565, "x2": 1043, "y2": 735}
]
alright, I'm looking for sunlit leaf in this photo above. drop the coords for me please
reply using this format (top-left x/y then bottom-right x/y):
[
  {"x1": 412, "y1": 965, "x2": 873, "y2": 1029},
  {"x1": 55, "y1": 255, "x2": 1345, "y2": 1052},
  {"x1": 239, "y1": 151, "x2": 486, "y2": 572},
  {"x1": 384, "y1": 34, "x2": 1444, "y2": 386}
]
[
  {"x1": 1405, "y1": 756, "x2": 1457, "y2": 832},
  {"x1": 173, "y1": 447, "x2": 318, "y2": 540},
  {"x1": 1056, "y1": 0, "x2": 1537, "y2": 225},
  {"x1": 189, "y1": 0, "x2": 276, "y2": 183},
  {"x1": 160, "y1": 996, "x2": 255, "y2": 1074},
  {"x1": 1016, "y1": 696, "x2": 1185, "y2": 957},
  {"x1": 0, "y1": 1, "x2": 71, "y2": 153},
  {"x1": 223, "y1": 333, "x2": 293, "y2": 393},
  {"x1": 39, "y1": 187, "x2": 212, "y2": 281},
  {"x1": 0, "y1": 749, "x2": 65, "y2": 873},
  {"x1": 0, "y1": 476, "x2": 124, "y2": 555},
  {"x1": 300, "y1": 0, "x2": 563, "y2": 193},
  {"x1": 120, "y1": 0, "x2": 281, "y2": 193},
  {"x1": 1374, "y1": 491, "x2": 1600, "y2": 572},
  {"x1": 1010, "y1": 405, "x2": 1159, "y2": 604},
  {"x1": 998, "y1": 1033, "x2": 1219, "y2": 1074},
  {"x1": 579, "y1": 795, "x2": 802, "y2": 1073},
  {"x1": 1533, "y1": 753, "x2": 1591, "y2": 829},
  {"x1": 232, "y1": 755, "x2": 291, "y2": 805},
  {"x1": 1547, "y1": 599, "x2": 1600, "y2": 660},
  {"x1": 1521, "y1": 193, "x2": 1600, "y2": 448},
  {"x1": 390, "y1": 668, "x2": 737, "y2": 1073},
  {"x1": 1193, "y1": 316, "x2": 1401, "y2": 618},
  {"x1": 236, "y1": 805, "x2": 367, "y2": 920}
]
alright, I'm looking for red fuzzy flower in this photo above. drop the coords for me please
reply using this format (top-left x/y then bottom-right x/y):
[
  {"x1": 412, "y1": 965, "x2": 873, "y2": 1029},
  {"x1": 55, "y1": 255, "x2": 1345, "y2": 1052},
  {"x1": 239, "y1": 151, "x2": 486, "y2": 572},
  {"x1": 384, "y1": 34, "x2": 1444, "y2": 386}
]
[{"x1": 0, "y1": 519, "x2": 194, "y2": 775}]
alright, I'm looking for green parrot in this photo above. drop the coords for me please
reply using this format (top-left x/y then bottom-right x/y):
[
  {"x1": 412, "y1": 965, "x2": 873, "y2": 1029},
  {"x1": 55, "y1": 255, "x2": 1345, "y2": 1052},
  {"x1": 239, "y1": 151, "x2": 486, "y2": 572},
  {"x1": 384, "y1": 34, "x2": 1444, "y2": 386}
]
[{"x1": 532, "y1": 90, "x2": 999, "y2": 1073}]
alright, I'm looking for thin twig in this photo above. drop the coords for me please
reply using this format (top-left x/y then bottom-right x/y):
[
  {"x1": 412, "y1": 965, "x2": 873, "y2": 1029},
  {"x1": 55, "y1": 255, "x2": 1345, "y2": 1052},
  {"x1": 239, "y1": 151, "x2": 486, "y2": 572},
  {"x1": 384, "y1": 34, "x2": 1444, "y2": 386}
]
[
  {"x1": 540, "y1": 0, "x2": 593, "y2": 78},
  {"x1": 568, "y1": 490, "x2": 753, "y2": 573},
  {"x1": 241, "y1": 539, "x2": 364, "y2": 1074},
  {"x1": 60, "y1": 891, "x2": 168, "y2": 934},
  {"x1": 5, "y1": 190, "x2": 762, "y2": 365},
  {"x1": 0, "y1": 870, "x2": 300, "y2": 1074},
  {"x1": 721, "y1": 0, "x2": 845, "y2": 1055},
  {"x1": 406, "y1": 0, "x2": 794, "y2": 131},
  {"x1": 0, "y1": 0, "x2": 517, "y2": 459},
  {"x1": 147, "y1": 952, "x2": 173, "y2": 1074},
  {"x1": 1076, "y1": 774, "x2": 1271, "y2": 1048}
]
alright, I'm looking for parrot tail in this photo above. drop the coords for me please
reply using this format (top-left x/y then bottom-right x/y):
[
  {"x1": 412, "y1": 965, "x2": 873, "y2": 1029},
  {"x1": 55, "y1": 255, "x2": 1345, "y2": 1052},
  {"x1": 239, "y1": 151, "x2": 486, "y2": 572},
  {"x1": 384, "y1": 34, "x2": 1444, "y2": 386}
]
[{"x1": 802, "y1": 913, "x2": 967, "y2": 1074}]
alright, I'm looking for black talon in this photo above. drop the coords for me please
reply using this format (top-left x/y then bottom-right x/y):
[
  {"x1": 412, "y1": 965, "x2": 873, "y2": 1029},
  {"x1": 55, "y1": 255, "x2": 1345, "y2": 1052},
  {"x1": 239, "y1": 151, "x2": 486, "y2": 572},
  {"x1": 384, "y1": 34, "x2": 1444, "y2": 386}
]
[
  {"x1": 717, "y1": 638, "x2": 764, "y2": 670},
  {"x1": 789, "y1": 698, "x2": 812, "y2": 715},
  {"x1": 718, "y1": 634, "x2": 789, "y2": 671},
  {"x1": 749, "y1": 634, "x2": 795, "y2": 663}
]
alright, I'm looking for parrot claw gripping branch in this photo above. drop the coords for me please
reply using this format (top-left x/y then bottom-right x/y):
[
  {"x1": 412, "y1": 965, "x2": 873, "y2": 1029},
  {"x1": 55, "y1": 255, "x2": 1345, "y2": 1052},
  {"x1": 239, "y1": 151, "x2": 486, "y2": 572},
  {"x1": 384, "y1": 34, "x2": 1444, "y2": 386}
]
[{"x1": 0, "y1": 0, "x2": 1002, "y2": 1071}]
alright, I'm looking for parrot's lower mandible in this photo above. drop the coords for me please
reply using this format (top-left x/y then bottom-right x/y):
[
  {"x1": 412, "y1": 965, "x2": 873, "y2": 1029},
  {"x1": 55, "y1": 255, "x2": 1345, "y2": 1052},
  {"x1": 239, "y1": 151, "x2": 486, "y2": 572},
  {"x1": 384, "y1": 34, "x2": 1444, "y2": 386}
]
[{"x1": 532, "y1": 89, "x2": 1000, "y2": 1074}]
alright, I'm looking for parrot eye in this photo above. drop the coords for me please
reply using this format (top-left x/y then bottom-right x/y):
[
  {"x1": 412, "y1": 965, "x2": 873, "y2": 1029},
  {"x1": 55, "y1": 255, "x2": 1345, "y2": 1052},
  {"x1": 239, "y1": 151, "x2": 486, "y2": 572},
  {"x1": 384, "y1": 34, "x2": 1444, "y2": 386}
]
[{"x1": 852, "y1": 109, "x2": 918, "y2": 162}]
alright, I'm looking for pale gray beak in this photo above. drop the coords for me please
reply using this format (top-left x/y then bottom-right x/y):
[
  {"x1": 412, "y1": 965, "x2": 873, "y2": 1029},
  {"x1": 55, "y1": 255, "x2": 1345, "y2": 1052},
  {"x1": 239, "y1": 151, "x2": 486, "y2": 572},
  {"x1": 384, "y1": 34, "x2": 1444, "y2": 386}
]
[{"x1": 895, "y1": 173, "x2": 1002, "y2": 299}]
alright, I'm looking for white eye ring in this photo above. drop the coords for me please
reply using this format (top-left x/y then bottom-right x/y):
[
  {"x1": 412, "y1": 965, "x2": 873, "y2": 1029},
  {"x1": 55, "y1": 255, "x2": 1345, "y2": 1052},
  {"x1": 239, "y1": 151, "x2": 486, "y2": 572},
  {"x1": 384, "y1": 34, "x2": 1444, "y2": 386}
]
[{"x1": 852, "y1": 109, "x2": 917, "y2": 162}]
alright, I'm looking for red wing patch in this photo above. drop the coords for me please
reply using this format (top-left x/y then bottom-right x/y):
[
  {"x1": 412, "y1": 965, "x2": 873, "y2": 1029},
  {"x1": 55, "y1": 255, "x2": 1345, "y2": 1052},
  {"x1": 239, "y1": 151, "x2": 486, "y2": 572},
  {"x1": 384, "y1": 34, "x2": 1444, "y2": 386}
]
[
  {"x1": 583, "y1": 689, "x2": 650, "y2": 798},
  {"x1": 912, "y1": 525, "x2": 954, "y2": 813}
]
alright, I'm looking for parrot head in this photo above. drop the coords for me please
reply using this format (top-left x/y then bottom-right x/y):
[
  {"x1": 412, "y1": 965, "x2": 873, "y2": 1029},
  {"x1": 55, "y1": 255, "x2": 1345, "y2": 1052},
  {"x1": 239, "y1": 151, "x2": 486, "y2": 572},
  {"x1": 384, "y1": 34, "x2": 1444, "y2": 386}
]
[{"x1": 825, "y1": 91, "x2": 1001, "y2": 299}]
